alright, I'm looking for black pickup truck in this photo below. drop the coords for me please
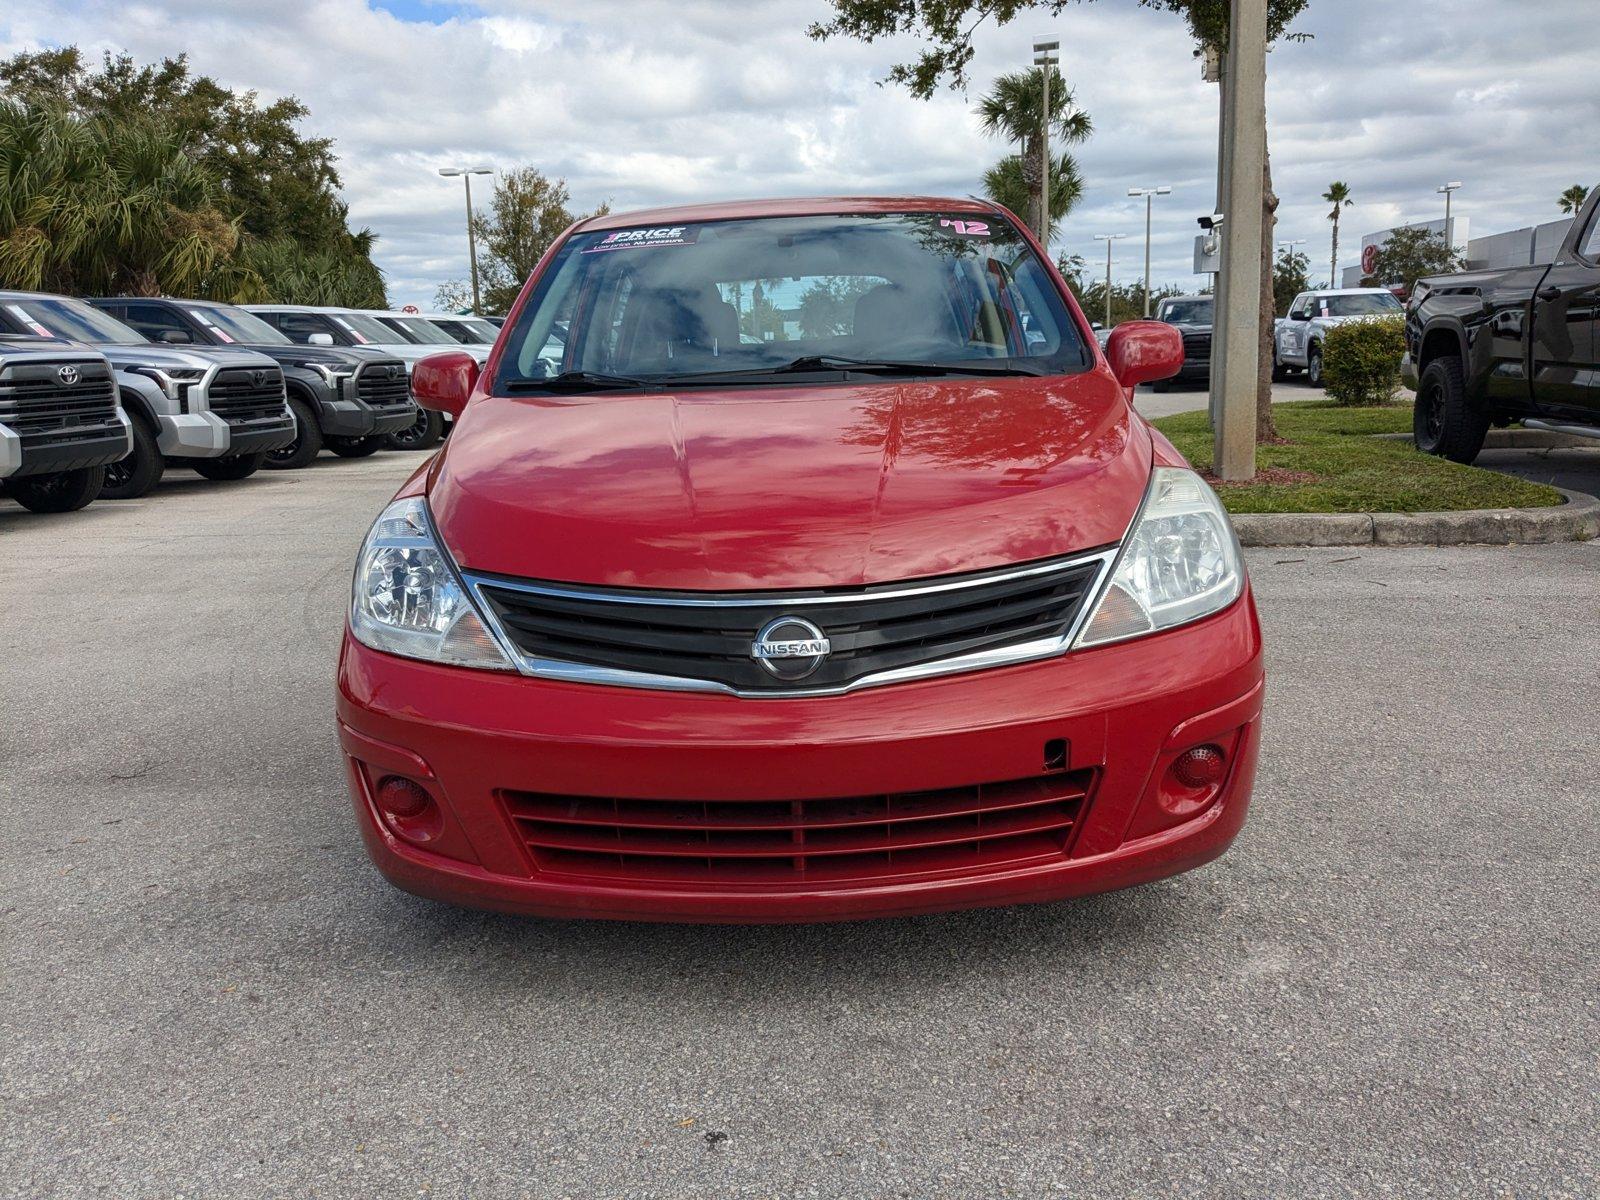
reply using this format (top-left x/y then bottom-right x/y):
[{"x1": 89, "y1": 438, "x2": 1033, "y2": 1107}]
[{"x1": 1404, "y1": 189, "x2": 1600, "y2": 462}]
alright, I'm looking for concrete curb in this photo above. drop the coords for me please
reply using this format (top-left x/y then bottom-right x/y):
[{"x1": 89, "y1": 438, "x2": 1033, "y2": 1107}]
[
  {"x1": 1231, "y1": 487, "x2": 1600, "y2": 547},
  {"x1": 1372, "y1": 429, "x2": 1595, "y2": 449}
]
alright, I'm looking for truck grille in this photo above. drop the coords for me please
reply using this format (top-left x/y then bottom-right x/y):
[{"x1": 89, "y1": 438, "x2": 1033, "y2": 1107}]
[
  {"x1": 355, "y1": 361, "x2": 411, "y2": 410},
  {"x1": 208, "y1": 366, "x2": 286, "y2": 423},
  {"x1": 502, "y1": 769, "x2": 1093, "y2": 886},
  {"x1": 0, "y1": 359, "x2": 120, "y2": 445},
  {"x1": 1182, "y1": 331, "x2": 1212, "y2": 362},
  {"x1": 470, "y1": 553, "x2": 1108, "y2": 695}
]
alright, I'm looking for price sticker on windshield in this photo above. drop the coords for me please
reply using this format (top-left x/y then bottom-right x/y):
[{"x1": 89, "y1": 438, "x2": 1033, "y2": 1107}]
[{"x1": 584, "y1": 226, "x2": 701, "y2": 253}]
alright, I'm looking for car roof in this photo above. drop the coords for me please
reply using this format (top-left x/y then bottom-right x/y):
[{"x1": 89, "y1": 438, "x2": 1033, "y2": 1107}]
[
  {"x1": 1160, "y1": 295, "x2": 1212, "y2": 303},
  {"x1": 578, "y1": 195, "x2": 1003, "y2": 233},
  {"x1": 1303, "y1": 288, "x2": 1395, "y2": 297},
  {"x1": 242, "y1": 304, "x2": 358, "y2": 313}
]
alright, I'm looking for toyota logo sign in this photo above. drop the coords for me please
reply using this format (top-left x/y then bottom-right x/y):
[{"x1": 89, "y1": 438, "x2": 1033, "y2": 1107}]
[{"x1": 57, "y1": 364, "x2": 80, "y2": 386}]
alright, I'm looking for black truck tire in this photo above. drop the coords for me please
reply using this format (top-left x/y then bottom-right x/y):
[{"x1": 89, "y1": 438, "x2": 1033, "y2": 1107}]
[
  {"x1": 100, "y1": 413, "x2": 165, "y2": 500},
  {"x1": 265, "y1": 394, "x2": 323, "y2": 470},
  {"x1": 192, "y1": 452, "x2": 266, "y2": 481},
  {"x1": 383, "y1": 408, "x2": 444, "y2": 451},
  {"x1": 327, "y1": 436, "x2": 383, "y2": 458},
  {"x1": 10, "y1": 465, "x2": 106, "y2": 513},
  {"x1": 1414, "y1": 356, "x2": 1490, "y2": 464}
]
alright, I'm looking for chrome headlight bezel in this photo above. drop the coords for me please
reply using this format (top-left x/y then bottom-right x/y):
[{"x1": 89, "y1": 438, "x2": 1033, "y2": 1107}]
[
  {"x1": 296, "y1": 361, "x2": 356, "y2": 387},
  {"x1": 1074, "y1": 467, "x2": 1245, "y2": 649},
  {"x1": 349, "y1": 496, "x2": 515, "y2": 671},
  {"x1": 129, "y1": 365, "x2": 207, "y2": 403}
]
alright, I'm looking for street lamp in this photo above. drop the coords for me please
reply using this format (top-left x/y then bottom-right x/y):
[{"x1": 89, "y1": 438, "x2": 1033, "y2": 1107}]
[
  {"x1": 1093, "y1": 233, "x2": 1128, "y2": 330},
  {"x1": 1128, "y1": 185, "x2": 1173, "y2": 316},
  {"x1": 1437, "y1": 181, "x2": 1463, "y2": 250},
  {"x1": 440, "y1": 166, "x2": 493, "y2": 313},
  {"x1": 1032, "y1": 41, "x2": 1060, "y2": 247}
]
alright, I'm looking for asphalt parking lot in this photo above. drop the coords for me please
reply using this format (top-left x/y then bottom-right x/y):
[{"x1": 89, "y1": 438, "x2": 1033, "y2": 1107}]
[{"x1": 4, "y1": 451, "x2": 1598, "y2": 1199}]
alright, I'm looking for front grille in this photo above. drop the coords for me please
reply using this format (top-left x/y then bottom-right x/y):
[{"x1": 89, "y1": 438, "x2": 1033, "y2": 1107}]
[
  {"x1": 502, "y1": 769, "x2": 1094, "y2": 886},
  {"x1": 0, "y1": 359, "x2": 120, "y2": 444},
  {"x1": 472, "y1": 553, "x2": 1108, "y2": 694},
  {"x1": 355, "y1": 361, "x2": 411, "y2": 409},
  {"x1": 1182, "y1": 331, "x2": 1212, "y2": 362},
  {"x1": 208, "y1": 366, "x2": 286, "y2": 423}
]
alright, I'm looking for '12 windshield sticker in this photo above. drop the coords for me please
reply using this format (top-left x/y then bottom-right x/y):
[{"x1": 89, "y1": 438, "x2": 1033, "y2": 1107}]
[{"x1": 584, "y1": 226, "x2": 701, "y2": 253}]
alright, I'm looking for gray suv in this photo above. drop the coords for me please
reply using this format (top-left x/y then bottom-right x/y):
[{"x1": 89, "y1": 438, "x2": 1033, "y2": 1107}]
[
  {"x1": 0, "y1": 293, "x2": 294, "y2": 498},
  {"x1": 0, "y1": 338, "x2": 131, "y2": 513}
]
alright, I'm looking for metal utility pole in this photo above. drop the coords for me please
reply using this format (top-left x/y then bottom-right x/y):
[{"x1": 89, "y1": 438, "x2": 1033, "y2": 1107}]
[
  {"x1": 1093, "y1": 234, "x2": 1127, "y2": 329},
  {"x1": 1437, "y1": 181, "x2": 1463, "y2": 251},
  {"x1": 1215, "y1": 0, "x2": 1268, "y2": 482},
  {"x1": 439, "y1": 166, "x2": 493, "y2": 313},
  {"x1": 1033, "y1": 41, "x2": 1060, "y2": 248},
  {"x1": 1128, "y1": 186, "x2": 1173, "y2": 316}
]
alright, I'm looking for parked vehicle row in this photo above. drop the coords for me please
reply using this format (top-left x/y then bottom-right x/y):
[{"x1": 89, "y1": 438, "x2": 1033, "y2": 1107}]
[{"x1": 0, "y1": 290, "x2": 503, "y2": 515}]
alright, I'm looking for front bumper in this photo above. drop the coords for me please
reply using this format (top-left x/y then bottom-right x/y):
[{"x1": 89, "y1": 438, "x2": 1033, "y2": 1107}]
[
  {"x1": 319, "y1": 395, "x2": 418, "y2": 439},
  {"x1": 337, "y1": 589, "x2": 1264, "y2": 923},
  {"x1": 223, "y1": 415, "x2": 297, "y2": 456},
  {"x1": 156, "y1": 412, "x2": 230, "y2": 458},
  {"x1": 1, "y1": 410, "x2": 132, "y2": 478}
]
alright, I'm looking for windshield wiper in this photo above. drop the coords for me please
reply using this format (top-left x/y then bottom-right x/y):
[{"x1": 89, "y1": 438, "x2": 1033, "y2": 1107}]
[
  {"x1": 671, "y1": 355, "x2": 1046, "y2": 383},
  {"x1": 505, "y1": 370, "x2": 650, "y2": 393}
]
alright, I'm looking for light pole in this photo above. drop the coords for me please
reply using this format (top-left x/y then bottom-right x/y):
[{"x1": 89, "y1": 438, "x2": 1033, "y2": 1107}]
[
  {"x1": 1033, "y1": 40, "x2": 1060, "y2": 248},
  {"x1": 1437, "y1": 181, "x2": 1463, "y2": 251},
  {"x1": 440, "y1": 166, "x2": 493, "y2": 313},
  {"x1": 1093, "y1": 233, "x2": 1128, "y2": 330},
  {"x1": 1128, "y1": 186, "x2": 1173, "y2": 316}
]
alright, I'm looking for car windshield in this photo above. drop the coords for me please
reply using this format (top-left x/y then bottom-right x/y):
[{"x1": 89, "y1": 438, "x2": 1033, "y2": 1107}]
[
  {"x1": 382, "y1": 316, "x2": 458, "y2": 345},
  {"x1": 437, "y1": 318, "x2": 499, "y2": 344},
  {"x1": 185, "y1": 305, "x2": 290, "y2": 345},
  {"x1": 496, "y1": 211, "x2": 1090, "y2": 390},
  {"x1": 1159, "y1": 300, "x2": 1213, "y2": 325},
  {"x1": 327, "y1": 313, "x2": 402, "y2": 345},
  {"x1": 2, "y1": 295, "x2": 146, "y2": 344},
  {"x1": 1319, "y1": 293, "x2": 1402, "y2": 317}
]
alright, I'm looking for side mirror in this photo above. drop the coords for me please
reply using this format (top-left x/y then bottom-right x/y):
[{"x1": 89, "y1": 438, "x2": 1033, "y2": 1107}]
[
  {"x1": 1105, "y1": 321, "x2": 1183, "y2": 391},
  {"x1": 307, "y1": 332, "x2": 335, "y2": 346},
  {"x1": 1290, "y1": 310, "x2": 1310, "y2": 322},
  {"x1": 412, "y1": 351, "x2": 478, "y2": 419},
  {"x1": 159, "y1": 329, "x2": 192, "y2": 344}
]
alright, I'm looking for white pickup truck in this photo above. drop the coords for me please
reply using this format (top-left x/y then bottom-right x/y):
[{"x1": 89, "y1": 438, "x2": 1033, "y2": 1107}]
[{"x1": 1273, "y1": 287, "x2": 1404, "y2": 387}]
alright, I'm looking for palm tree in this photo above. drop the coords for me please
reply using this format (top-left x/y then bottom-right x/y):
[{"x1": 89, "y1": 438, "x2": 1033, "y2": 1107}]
[
  {"x1": 974, "y1": 67, "x2": 1091, "y2": 243},
  {"x1": 1559, "y1": 184, "x2": 1589, "y2": 215},
  {"x1": 981, "y1": 151, "x2": 1084, "y2": 247},
  {"x1": 1323, "y1": 181, "x2": 1353, "y2": 284}
]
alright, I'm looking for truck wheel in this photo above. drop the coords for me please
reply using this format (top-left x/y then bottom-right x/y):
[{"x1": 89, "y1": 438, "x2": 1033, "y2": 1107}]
[
  {"x1": 1413, "y1": 356, "x2": 1489, "y2": 464},
  {"x1": 1306, "y1": 343, "x2": 1326, "y2": 388},
  {"x1": 327, "y1": 436, "x2": 382, "y2": 458},
  {"x1": 100, "y1": 414, "x2": 164, "y2": 500},
  {"x1": 383, "y1": 408, "x2": 444, "y2": 451},
  {"x1": 192, "y1": 452, "x2": 266, "y2": 481},
  {"x1": 9, "y1": 466, "x2": 106, "y2": 513},
  {"x1": 265, "y1": 395, "x2": 323, "y2": 470}
]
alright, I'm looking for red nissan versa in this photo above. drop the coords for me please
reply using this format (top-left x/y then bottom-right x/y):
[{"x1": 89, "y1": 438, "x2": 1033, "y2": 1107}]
[{"x1": 336, "y1": 197, "x2": 1264, "y2": 923}]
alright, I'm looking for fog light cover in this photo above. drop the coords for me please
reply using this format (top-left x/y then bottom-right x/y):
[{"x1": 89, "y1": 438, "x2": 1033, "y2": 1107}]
[{"x1": 1171, "y1": 744, "x2": 1227, "y2": 789}]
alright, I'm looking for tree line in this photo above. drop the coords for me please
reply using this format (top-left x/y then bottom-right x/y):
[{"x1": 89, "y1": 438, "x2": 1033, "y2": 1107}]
[{"x1": 0, "y1": 48, "x2": 384, "y2": 306}]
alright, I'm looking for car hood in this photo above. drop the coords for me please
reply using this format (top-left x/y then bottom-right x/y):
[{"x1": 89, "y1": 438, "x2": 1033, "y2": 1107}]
[
  {"x1": 427, "y1": 373, "x2": 1152, "y2": 591},
  {"x1": 100, "y1": 344, "x2": 279, "y2": 370},
  {"x1": 236, "y1": 343, "x2": 392, "y2": 369}
]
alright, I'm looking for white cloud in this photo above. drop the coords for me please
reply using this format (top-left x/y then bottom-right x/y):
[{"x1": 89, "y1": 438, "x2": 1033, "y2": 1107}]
[{"x1": 1, "y1": 0, "x2": 1595, "y2": 304}]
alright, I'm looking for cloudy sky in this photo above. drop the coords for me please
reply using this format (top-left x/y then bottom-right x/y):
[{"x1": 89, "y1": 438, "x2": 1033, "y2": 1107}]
[{"x1": 3, "y1": 0, "x2": 1594, "y2": 305}]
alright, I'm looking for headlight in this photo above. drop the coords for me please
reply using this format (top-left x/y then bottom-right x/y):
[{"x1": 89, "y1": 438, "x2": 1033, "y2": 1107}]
[
  {"x1": 130, "y1": 365, "x2": 206, "y2": 402},
  {"x1": 297, "y1": 362, "x2": 355, "y2": 386},
  {"x1": 1076, "y1": 468, "x2": 1243, "y2": 647},
  {"x1": 349, "y1": 497, "x2": 514, "y2": 671}
]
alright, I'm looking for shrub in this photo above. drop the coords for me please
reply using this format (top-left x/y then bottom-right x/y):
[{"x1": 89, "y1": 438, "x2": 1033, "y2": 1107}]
[{"x1": 1322, "y1": 315, "x2": 1407, "y2": 406}]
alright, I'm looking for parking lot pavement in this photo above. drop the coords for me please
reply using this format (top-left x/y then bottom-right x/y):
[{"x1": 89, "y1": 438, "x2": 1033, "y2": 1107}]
[{"x1": 3, "y1": 450, "x2": 1597, "y2": 1200}]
